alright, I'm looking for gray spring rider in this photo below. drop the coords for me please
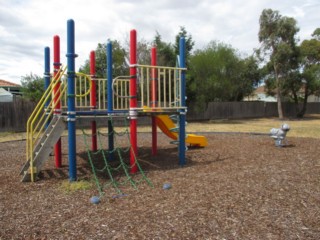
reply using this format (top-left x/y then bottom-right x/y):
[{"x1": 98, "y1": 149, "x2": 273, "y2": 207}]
[{"x1": 270, "y1": 123, "x2": 290, "y2": 147}]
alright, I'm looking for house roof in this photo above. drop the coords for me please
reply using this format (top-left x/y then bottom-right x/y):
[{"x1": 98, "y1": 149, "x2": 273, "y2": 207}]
[
  {"x1": 0, "y1": 79, "x2": 20, "y2": 87},
  {"x1": 254, "y1": 86, "x2": 266, "y2": 94}
]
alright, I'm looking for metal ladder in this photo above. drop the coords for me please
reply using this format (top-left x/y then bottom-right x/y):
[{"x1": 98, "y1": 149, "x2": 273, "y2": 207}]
[{"x1": 20, "y1": 115, "x2": 67, "y2": 182}]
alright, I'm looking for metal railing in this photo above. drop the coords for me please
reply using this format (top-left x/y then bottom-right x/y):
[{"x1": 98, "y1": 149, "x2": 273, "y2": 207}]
[
  {"x1": 111, "y1": 65, "x2": 186, "y2": 111},
  {"x1": 26, "y1": 66, "x2": 67, "y2": 181},
  {"x1": 137, "y1": 64, "x2": 185, "y2": 110},
  {"x1": 61, "y1": 73, "x2": 94, "y2": 110}
]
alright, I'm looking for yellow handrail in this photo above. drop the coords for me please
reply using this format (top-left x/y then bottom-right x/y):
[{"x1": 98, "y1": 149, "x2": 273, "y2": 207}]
[
  {"x1": 75, "y1": 73, "x2": 92, "y2": 98},
  {"x1": 61, "y1": 73, "x2": 94, "y2": 109},
  {"x1": 26, "y1": 66, "x2": 65, "y2": 161},
  {"x1": 26, "y1": 66, "x2": 67, "y2": 182}
]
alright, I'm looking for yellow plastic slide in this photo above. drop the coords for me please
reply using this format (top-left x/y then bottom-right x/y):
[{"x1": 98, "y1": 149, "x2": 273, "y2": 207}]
[{"x1": 155, "y1": 115, "x2": 208, "y2": 147}]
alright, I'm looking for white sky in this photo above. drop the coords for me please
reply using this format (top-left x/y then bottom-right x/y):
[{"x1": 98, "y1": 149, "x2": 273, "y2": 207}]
[{"x1": 0, "y1": 0, "x2": 319, "y2": 84}]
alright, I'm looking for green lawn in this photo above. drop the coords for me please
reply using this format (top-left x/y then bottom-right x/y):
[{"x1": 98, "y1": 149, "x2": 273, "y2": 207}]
[{"x1": 1, "y1": 114, "x2": 320, "y2": 143}]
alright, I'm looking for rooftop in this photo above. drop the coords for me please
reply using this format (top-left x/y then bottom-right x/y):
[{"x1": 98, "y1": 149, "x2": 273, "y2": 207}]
[
  {"x1": 0, "y1": 79, "x2": 20, "y2": 87},
  {"x1": 254, "y1": 85, "x2": 266, "y2": 94}
]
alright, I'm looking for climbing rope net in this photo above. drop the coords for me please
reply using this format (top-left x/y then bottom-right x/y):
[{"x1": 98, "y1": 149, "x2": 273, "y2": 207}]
[{"x1": 82, "y1": 116, "x2": 153, "y2": 196}]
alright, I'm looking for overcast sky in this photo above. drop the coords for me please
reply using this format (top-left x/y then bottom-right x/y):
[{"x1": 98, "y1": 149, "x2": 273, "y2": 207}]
[{"x1": 0, "y1": 0, "x2": 319, "y2": 84}]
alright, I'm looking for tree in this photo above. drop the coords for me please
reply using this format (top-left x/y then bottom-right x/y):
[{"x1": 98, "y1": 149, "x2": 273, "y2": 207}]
[
  {"x1": 174, "y1": 26, "x2": 195, "y2": 66},
  {"x1": 311, "y1": 28, "x2": 320, "y2": 40},
  {"x1": 296, "y1": 31, "x2": 320, "y2": 117},
  {"x1": 20, "y1": 73, "x2": 44, "y2": 103},
  {"x1": 136, "y1": 38, "x2": 152, "y2": 65},
  {"x1": 188, "y1": 41, "x2": 260, "y2": 110},
  {"x1": 238, "y1": 56, "x2": 262, "y2": 100},
  {"x1": 153, "y1": 32, "x2": 175, "y2": 66},
  {"x1": 258, "y1": 9, "x2": 299, "y2": 119},
  {"x1": 79, "y1": 40, "x2": 127, "y2": 78}
]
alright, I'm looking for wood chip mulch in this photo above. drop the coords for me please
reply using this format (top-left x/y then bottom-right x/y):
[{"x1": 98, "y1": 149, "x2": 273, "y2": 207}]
[{"x1": 0, "y1": 133, "x2": 319, "y2": 239}]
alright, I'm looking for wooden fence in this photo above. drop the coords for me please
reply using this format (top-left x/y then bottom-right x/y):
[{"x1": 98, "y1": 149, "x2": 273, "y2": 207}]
[
  {"x1": 0, "y1": 99, "x2": 36, "y2": 132},
  {"x1": 187, "y1": 102, "x2": 320, "y2": 121},
  {"x1": 1, "y1": 100, "x2": 320, "y2": 132}
]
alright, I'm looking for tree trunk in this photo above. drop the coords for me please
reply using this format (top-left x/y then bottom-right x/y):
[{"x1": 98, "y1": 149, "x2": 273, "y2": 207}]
[
  {"x1": 276, "y1": 87, "x2": 284, "y2": 119},
  {"x1": 274, "y1": 64, "x2": 284, "y2": 119},
  {"x1": 297, "y1": 84, "x2": 309, "y2": 118},
  {"x1": 292, "y1": 90, "x2": 301, "y2": 117}
]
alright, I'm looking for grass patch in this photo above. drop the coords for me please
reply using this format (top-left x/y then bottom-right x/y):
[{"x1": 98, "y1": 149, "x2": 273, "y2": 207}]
[
  {"x1": 59, "y1": 180, "x2": 93, "y2": 193},
  {"x1": 0, "y1": 131, "x2": 26, "y2": 142},
  {"x1": 2, "y1": 114, "x2": 320, "y2": 141},
  {"x1": 187, "y1": 115, "x2": 320, "y2": 138}
]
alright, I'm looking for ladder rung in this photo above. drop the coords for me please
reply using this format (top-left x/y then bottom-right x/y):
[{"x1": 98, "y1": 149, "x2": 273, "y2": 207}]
[{"x1": 27, "y1": 167, "x2": 37, "y2": 174}]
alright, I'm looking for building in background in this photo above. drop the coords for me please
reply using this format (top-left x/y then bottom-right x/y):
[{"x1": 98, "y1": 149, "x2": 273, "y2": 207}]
[
  {"x1": 244, "y1": 86, "x2": 277, "y2": 102},
  {"x1": 244, "y1": 85, "x2": 320, "y2": 102},
  {"x1": 0, "y1": 79, "x2": 21, "y2": 102}
]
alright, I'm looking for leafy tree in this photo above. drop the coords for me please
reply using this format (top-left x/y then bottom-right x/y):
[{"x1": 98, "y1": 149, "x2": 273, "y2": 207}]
[
  {"x1": 238, "y1": 56, "x2": 262, "y2": 100},
  {"x1": 174, "y1": 26, "x2": 195, "y2": 65},
  {"x1": 79, "y1": 40, "x2": 127, "y2": 78},
  {"x1": 79, "y1": 43, "x2": 105, "y2": 78},
  {"x1": 137, "y1": 38, "x2": 152, "y2": 65},
  {"x1": 296, "y1": 31, "x2": 320, "y2": 117},
  {"x1": 311, "y1": 28, "x2": 320, "y2": 40},
  {"x1": 153, "y1": 32, "x2": 175, "y2": 66},
  {"x1": 188, "y1": 41, "x2": 260, "y2": 110},
  {"x1": 257, "y1": 9, "x2": 299, "y2": 119},
  {"x1": 20, "y1": 73, "x2": 44, "y2": 103},
  {"x1": 151, "y1": 28, "x2": 194, "y2": 67}
]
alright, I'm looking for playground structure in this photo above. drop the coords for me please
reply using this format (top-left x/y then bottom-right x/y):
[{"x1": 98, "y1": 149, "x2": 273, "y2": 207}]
[{"x1": 20, "y1": 19, "x2": 207, "y2": 183}]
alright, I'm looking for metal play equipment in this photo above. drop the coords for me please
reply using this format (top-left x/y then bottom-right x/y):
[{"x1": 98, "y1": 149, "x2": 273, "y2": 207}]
[
  {"x1": 20, "y1": 19, "x2": 208, "y2": 183},
  {"x1": 270, "y1": 123, "x2": 290, "y2": 147}
]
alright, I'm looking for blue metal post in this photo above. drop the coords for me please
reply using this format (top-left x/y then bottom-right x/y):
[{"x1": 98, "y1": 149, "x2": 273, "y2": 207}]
[
  {"x1": 66, "y1": 19, "x2": 77, "y2": 181},
  {"x1": 44, "y1": 47, "x2": 50, "y2": 128},
  {"x1": 107, "y1": 41, "x2": 114, "y2": 160},
  {"x1": 178, "y1": 37, "x2": 186, "y2": 166}
]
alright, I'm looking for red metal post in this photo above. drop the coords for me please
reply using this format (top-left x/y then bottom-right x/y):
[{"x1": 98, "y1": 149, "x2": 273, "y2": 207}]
[
  {"x1": 90, "y1": 51, "x2": 97, "y2": 151},
  {"x1": 53, "y1": 35, "x2": 62, "y2": 168},
  {"x1": 151, "y1": 47, "x2": 157, "y2": 156},
  {"x1": 130, "y1": 30, "x2": 138, "y2": 173}
]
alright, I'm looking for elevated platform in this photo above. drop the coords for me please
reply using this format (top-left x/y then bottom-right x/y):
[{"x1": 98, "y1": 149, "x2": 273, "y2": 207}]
[{"x1": 60, "y1": 107, "x2": 187, "y2": 118}]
